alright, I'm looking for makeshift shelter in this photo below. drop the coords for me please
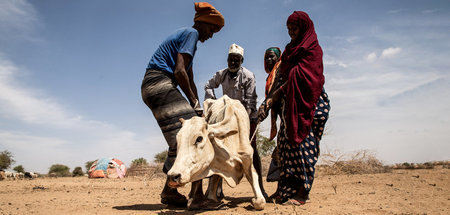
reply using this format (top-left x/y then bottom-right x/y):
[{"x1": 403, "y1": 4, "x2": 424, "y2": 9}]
[{"x1": 88, "y1": 158, "x2": 127, "y2": 178}]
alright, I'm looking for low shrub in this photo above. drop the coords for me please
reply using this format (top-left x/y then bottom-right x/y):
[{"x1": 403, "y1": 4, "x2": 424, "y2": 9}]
[{"x1": 317, "y1": 150, "x2": 390, "y2": 175}]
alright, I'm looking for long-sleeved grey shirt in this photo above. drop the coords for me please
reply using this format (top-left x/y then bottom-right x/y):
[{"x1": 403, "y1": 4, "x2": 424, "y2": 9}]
[{"x1": 204, "y1": 67, "x2": 258, "y2": 120}]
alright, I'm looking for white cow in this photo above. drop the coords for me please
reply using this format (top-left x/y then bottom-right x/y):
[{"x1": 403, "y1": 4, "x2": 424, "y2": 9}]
[
  {"x1": 167, "y1": 95, "x2": 265, "y2": 210},
  {"x1": 14, "y1": 172, "x2": 24, "y2": 180},
  {"x1": 4, "y1": 171, "x2": 14, "y2": 180}
]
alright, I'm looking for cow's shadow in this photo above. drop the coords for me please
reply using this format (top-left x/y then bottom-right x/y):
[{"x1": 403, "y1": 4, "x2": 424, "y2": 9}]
[
  {"x1": 113, "y1": 204, "x2": 221, "y2": 214},
  {"x1": 223, "y1": 196, "x2": 256, "y2": 211},
  {"x1": 113, "y1": 204, "x2": 165, "y2": 211},
  {"x1": 112, "y1": 196, "x2": 257, "y2": 214}
]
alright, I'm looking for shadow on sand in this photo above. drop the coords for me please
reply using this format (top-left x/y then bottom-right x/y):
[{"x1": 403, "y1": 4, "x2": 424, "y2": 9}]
[
  {"x1": 222, "y1": 196, "x2": 255, "y2": 210},
  {"x1": 113, "y1": 197, "x2": 257, "y2": 214},
  {"x1": 113, "y1": 204, "x2": 196, "y2": 214}
]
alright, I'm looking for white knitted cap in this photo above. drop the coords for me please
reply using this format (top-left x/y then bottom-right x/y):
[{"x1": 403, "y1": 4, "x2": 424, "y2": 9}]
[{"x1": 228, "y1": 43, "x2": 244, "y2": 57}]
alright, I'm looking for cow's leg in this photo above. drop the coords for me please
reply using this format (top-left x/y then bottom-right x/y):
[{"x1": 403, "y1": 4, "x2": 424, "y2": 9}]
[
  {"x1": 216, "y1": 178, "x2": 224, "y2": 199},
  {"x1": 205, "y1": 175, "x2": 222, "y2": 202},
  {"x1": 245, "y1": 164, "x2": 266, "y2": 210},
  {"x1": 252, "y1": 143, "x2": 268, "y2": 199},
  {"x1": 250, "y1": 122, "x2": 268, "y2": 199},
  {"x1": 187, "y1": 179, "x2": 204, "y2": 210}
]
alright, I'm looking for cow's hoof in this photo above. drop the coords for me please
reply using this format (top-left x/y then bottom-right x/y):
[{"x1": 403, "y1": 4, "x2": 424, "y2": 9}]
[{"x1": 252, "y1": 197, "x2": 265, "y2": 210}]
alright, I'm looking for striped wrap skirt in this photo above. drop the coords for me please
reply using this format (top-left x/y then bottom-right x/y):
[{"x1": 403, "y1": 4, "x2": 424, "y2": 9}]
[{"x1": 141, "y1": 69, "x2": 196, "y2": 173}]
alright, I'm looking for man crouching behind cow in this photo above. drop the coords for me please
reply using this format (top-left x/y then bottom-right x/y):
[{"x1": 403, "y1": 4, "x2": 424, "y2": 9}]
[{"x1": 167, "y1": 95, "x2": 266, "y2": 210}]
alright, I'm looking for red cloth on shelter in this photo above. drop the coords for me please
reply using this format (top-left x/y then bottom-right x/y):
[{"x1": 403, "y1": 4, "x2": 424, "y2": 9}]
[{"x1": 279, "y1": 11, "x2": 324, "y2": 145}]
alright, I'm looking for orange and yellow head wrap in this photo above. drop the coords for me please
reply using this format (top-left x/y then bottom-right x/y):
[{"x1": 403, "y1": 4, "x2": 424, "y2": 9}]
[{"x1": 194, "y1": 2, "x2": 224, "y2": 30}]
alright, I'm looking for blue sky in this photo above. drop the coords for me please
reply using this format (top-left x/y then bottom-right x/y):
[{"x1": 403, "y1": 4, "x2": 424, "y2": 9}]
[{"x1": 0, "y1": 0, "x2": 449, "y2": 173}]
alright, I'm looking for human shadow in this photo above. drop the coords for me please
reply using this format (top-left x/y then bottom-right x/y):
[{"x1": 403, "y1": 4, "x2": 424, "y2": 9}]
[
  {"x1": 113, "y1": 203, "x2": 166, "y2": 211},
  {"x1": 113, "y1": 196, "x2": 257, "y2": 213},
  {"x1": 113, "y1": 204, "x2": 221, "y2": 214}
]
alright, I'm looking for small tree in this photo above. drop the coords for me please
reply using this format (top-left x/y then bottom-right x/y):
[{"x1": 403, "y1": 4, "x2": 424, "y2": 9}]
[
  {"x1": 256, "y1": 129, "x2": 276, "y2": 157},
  {"x1": 72, "y1": 167, "x2": 84, "y2": 177},
  {"x1": 13, "y1": 165, "x2": 25, "y2": 173},
  {"x1": 0, "y1": 150, "x2": 15, "y2": 170},
  {"x1": 131, "y1": 157, "x2": 148, "y2": 167},
  {"x1": 48, "y1": 164, "x2": 71, "y2": 177},
  {"x1": 154, "y1": 150, "x2": 168, "y2": 163},
  {"x1": 85, "y1": 160, "x2": 95, "y2": 172}
]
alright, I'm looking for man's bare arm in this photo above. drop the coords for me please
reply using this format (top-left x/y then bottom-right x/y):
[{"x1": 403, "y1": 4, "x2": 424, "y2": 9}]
[{"x1": 173, "y1": 53, "x2": 198, "y2": 107}]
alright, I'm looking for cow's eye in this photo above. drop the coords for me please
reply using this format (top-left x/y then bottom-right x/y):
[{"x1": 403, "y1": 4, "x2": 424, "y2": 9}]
[{"x1": 196, "y1": 136, "x2": 203, "y2": 143}]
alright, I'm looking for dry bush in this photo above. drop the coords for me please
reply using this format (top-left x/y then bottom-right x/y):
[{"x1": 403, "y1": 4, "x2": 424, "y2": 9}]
[
  {"x1": 261, "y1": 155, "x2": 272, "y2": 176},
  {"x1": 392, "y1": 160, "x2": 450, "y2": 169},
  {"x1": 410, "y1": 162, "x2": 433, "y2": 169},
  {"x1": 432, "y1": 160, "x2": 450, "y2": 166},
  {"x1": 317, "y1": 150, "x2": 390, "y2": 175},
  {"x1": 261, "y1": 149, "x2": 392, "y2": 176},
  {"x1": 127, "y1": 163, "x2": 165, "y2": 179},
  {"x1": 443, "y1": 161, "x2": 450, "y2": 169}
]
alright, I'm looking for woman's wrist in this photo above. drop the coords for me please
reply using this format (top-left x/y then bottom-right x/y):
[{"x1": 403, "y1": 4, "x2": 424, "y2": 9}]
[{"x1": 261, "y1": 100, "x2": 267, "y2": 107}]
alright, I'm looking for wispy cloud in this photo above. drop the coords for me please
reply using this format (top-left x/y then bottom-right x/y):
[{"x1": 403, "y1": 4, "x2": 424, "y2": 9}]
[
  {"x1": 0, "y1": 131, "x2": 71, "y2": 171},
  {"x1": 422, "y1": 9, "x2": 439, "y2": 14},
  {"x1": 345, "y1": 36, "x2": 359, "y2": 43},
  {"x1": 0, "y1": 0, "x2": 40, "y2": 42},
  {"x1": 0, "y1": 56, "x2": 153, "y2": 172},
  {"x1": 380, "y1": 47, "x2": 402, "y2": 59},
  {"x1": 0, "y1": 57, "x2": 91, "y2": 129},
  {"x1": 324, "y1": 57, "x2": 348, "y2": 68},
  {"x1": 0, "y1": 131, "x2": 69, "y2": 149},
  {"x1": 364, "y1": 47, "x2": 402, "y2": 62},
  {"x1": 377, "y1": 77, "x2": 445, "y2": 106},
  {"x1": 366, "y1": 52, "x2": 377, "y2": 62},
  {"x1": 0, "y1": 1, "x2": 161, "y2": 173},
  {"x1": 387, "y1": 9, "x2": 406, "y2": 14}
]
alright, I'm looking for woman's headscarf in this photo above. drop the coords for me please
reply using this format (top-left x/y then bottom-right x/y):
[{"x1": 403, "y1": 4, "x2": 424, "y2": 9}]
[
  {"x1": 280, "y1": 11, "x2": 324, "y2": 145},
  {"x1": 264, "y1": 47, "x2": 282, "y2": 97},
  {"x1": 264, "y1": 47, "x2": 281, "y2": 74}
]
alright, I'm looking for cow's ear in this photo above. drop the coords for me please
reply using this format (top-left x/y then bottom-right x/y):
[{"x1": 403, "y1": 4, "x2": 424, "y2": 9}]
[
  {"x1": 179, "y1": 118, "x2": 185, "y2": 124},
  {"x1": 203, "y1": 99, "x2": 213, "y2": 121},
  {"x1": 208, "y1": 125, "x2": 238, "y2": 139},
  {"x1": 203, "y1": 99, "x2": 213, "y2": 112},
  {"x1": 207, "y1": 102, "x2": 239, "y2": 139}
]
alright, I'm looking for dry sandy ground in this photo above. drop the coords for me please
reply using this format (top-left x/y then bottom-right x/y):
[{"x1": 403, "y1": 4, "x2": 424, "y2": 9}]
[{"x1": 0, "y1": 168, "x2": 448, "y2": 215}]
